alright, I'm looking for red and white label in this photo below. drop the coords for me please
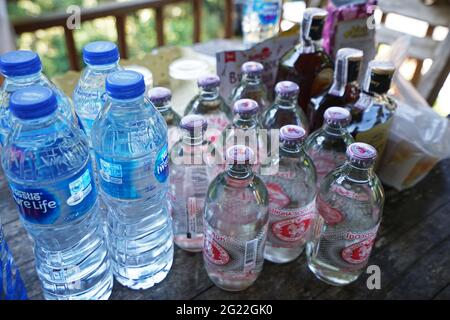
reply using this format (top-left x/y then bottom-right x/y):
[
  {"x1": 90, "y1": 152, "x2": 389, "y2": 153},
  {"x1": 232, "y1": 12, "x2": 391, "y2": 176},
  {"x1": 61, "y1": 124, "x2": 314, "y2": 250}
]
[
  {"x1": 270, "y1": 202, "x2": 316, "y2": 243},
  {"x1": 204, "y1": 232, "x2": 230, "y2": 266},
  {"x1": 341, "y1": 224, "x2": 379, "y2": 264},
  {"x1": 272, "y1": 216, "x2": 313, "y2": 242},
  {"x1": 316, "y1": 195, "x2": 344, "y2": 225},
  {"x1": 266, "y1": 182, "x2": 291, "y2": 208}
]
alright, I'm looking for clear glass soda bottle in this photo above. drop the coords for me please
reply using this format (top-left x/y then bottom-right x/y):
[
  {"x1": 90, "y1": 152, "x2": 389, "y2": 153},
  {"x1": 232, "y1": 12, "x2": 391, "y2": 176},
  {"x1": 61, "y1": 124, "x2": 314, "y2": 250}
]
[
  {"x1": 261, "y1": 125, "x2": 316, "y2": 263},
  {"x1": 148, "y1": 86, "x2": 182, "y2": 150},
  {"x1": 73, "y1": 41, "x2": 122, "y2": 139},
  {"x1": 307, "y1": 142, "x2": 384, "y2": 286},
  {"x1": 203, "y1": 145, "x2": 269, "y2": 291},
  {"x1": 184, "y1": 74, "x2": 232, "y2": 144},
  {"x1": 222, "y1": 99, "x2": 267, "y2": 170},
  {"x1": 304, "y1": 107, "x2": 354, "y2": 185},
  {"x1": 92, "y1": 71, "x2": 173, "y2": 290},
  {"x1": 0, "y1": 50, "x2": 78, "y2": 147},
  {"x1": 169, "y1": 115, "x2": 215, "y2": 252},
  {"x1": 261, "y1": 81, "x2": 309, "y2": 132},
  {"x1": 230, "y1": 61, "x2": 269, "y2": 118}
]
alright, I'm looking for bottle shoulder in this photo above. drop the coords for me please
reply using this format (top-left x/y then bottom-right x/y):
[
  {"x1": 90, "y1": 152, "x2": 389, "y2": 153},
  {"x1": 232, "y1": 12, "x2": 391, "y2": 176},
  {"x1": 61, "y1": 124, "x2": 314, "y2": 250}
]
[
  {"x1": 91, "y1": 100, "x2": 168, "y2": 157},
  {"x1": 2, "y1": 117, "x2": 89, "y2": 182},
  {"x1": 305, "y1": 129, "x2": 354, "y2": 152}
]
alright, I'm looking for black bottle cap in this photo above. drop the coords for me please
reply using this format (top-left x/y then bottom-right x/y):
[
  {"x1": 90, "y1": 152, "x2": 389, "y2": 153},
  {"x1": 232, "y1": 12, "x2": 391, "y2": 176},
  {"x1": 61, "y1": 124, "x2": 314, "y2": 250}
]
[
  {"x1": 367, "y1": 61, "x2": 395, "y2": 94},
  {"x1": 302, "y1": 8, "x2": 327, "y2": 42}
]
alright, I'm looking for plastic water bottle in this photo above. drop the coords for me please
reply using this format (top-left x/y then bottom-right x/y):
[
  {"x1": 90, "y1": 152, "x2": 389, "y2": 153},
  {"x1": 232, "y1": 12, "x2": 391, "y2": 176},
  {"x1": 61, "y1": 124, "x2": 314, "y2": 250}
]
[
  {"x1": 2, "y1": 86, "x2": 113, "y2": 300},
  {"x1": 307, "y1": 142, "x2": 384, "y2": 286},
  {"x1": 304, "y1": 107, "x2": 354, "y2": 185},
  {"x1": 0, "y1": 50, "x2": 77, "y2": 147},
  {"x1": 148, "y1": 87, "x2": 182, "y2": 150},
  {"x1": 1, "y1": 218, "x2": 27, "y2": 300},
  {"x1": 242, "y1": 0, "x2": 283, "y2": 48},
  {"x1": 204, "y1": 145, "x2": 269, "y2": 291},
  {"x1": 261, "y1": 125, "x2": 316, "y2": 263},
  {"x1": 230, "y1": 61, "x2": 270, "y2": 117},
  {"x1": 73, "y1": 41, "x2": 121, "y2": 140},
  {"x1": 184, "y1": 74, "x2": 232, "y2": 144},
  {"x1": 92, "y1": 70, "x2": 173, "y2": 290},
  {"x1": 169, "y1": 115, "x2": 216, "y2": 252}
]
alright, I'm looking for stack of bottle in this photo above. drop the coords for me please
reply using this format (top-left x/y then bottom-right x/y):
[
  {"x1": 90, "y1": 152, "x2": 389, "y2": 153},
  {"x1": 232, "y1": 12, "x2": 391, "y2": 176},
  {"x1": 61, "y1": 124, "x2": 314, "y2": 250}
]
[{"x1": 0, "y1": 6, "x2": 397, "y2": 298}]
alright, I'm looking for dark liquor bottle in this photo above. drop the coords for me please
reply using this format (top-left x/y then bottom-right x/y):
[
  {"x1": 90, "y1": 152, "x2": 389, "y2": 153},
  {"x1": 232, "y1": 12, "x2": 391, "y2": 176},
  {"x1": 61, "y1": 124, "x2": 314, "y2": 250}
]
[
  {"x1": 346, "y1": 60, "x2": 396, "y2": 168},
  {"x1": 308, "y1": 48, "x2": 363, "y2": 132},
  {"x1": 276, "y1": 8, "x2": 334, "y2": 114}
]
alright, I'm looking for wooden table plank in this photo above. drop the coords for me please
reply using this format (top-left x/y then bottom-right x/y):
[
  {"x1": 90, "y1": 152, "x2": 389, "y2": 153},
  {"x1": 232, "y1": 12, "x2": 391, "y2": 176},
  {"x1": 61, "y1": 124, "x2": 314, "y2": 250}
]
[
  {"x1": 384, "y1": 235, "x2": 450, "y2": 300},
  {"x1": 315, "y1": 198, "x2": 450, "y2": 299},
  {"x1": 434, "y1": 284, "x2": 450, "y2": 300}
]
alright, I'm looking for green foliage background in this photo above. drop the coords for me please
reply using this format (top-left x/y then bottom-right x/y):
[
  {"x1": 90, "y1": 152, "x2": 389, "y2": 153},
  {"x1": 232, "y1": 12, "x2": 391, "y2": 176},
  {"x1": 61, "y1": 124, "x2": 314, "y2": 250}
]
[{"x1": 7, "y1": 0, "x2": 225, "y2": 76}]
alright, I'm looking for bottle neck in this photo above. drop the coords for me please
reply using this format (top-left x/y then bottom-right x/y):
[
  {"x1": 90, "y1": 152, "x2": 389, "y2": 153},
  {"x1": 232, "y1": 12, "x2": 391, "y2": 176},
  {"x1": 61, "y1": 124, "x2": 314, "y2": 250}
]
[
  {"x1": 342, "y1": 162, "x2": 374, "y2": 183},
  {"x1": 7, "y1": 71, "x2": 43, "y2": 84},
  {"x1": 233, "y1": 114, "x2": 258, "y2": 130},
  {"x1": 86, "y1": 61, "x2": 120, "y2": 71},
  {"x1": 154, "y1": 100, "x2": 173, "y2": 113},
  {"x1": 226, "y1": 163, "x2": 253, "y2": 180},
  {"x1": 322, "y1": 123, "x2": 347, "y2": 136},
  {"x1": 15, "y1": 111, "x2": 59, "y2": 129},
  {"x1": 274, "y1": 95, "x2": 297, "y2": 109},
  {"x1": 110, "y1": 95, "x2": 145, "y2": 106},
  {"x1": 242, "y1": 74, "x2": 263, "y2": 86},
  {"x1": 181, "y1": 131, "x2": 205, "y2": 147},
  {"x1": 279, "y1": 141, "x2": 305, "y2": 158},
  {"x1": 199, "y1": 87, "x2": 220, "y2": 102}
]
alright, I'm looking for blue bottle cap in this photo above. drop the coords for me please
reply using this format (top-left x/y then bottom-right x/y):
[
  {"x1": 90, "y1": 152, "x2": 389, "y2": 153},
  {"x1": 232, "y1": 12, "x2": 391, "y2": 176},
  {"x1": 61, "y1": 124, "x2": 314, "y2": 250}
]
[
  {"x1": 10, "y1": 86, "x2": 57, "y2": 120},
  {"x1": 106, "y1": 70, "x2": 145, "y2": 100},
  {"x1": 82, "y1": 41, "x2": 120, "y2": 66},
  {"x1": 0, "y1": 50, "x2": 42, "y2": 77}
]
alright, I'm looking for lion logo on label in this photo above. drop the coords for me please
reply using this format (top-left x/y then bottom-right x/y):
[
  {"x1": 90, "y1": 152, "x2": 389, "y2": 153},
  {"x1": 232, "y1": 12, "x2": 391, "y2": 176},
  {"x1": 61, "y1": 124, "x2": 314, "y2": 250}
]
[
  {"x1": 205, "y1": 237, "x2": 230, "y2": 266},
  {"x1": 272, "y1": 216, "x2": 313, "y2": 242},
  {"x1": 341, "y1": 237, "x2": 375, "y2": 264}
]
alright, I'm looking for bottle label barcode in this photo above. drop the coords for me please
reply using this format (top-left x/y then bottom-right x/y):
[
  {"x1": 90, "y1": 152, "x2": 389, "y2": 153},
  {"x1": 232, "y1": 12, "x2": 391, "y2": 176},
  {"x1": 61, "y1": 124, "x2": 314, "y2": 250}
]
[
  {"x1": 187, "y1": 197, "x2": 198, "y2": 237},
  {"x1": 244, "y1": 238, "x2": 258, "y2": 271}
]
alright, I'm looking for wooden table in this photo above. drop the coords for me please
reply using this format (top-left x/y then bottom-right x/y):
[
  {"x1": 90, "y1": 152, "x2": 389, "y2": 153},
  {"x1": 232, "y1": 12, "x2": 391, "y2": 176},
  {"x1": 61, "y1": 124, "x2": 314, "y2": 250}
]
[{"x1": 1, "y1": 157, "x2": 449, "y2": 300}]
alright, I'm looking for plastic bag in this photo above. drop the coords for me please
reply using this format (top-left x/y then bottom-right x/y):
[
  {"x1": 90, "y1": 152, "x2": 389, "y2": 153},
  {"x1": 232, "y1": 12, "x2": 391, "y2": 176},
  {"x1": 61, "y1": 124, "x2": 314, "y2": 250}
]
[{"x1": 377, "y1": 37, "x2": 450, "y2": 190}]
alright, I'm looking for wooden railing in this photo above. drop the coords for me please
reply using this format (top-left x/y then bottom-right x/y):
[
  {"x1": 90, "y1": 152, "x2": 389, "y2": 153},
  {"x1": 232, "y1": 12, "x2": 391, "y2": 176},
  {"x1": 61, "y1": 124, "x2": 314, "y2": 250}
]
[{"x1": 10, "y1": 0, "x2": 235, "y2": 71}]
